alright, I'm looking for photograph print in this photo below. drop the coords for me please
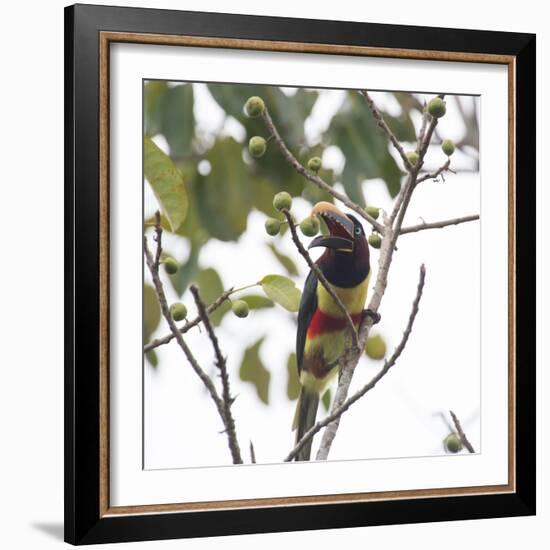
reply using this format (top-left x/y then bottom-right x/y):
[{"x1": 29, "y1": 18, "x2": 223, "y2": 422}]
[{"x1": 142, "y1": 80, "x2": 480, "y2": 469}]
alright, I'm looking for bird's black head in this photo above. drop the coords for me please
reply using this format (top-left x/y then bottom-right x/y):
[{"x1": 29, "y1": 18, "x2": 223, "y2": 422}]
[
  {"x1": 308, "y1": 202, "x2": 367, "y2": 253},
  {"x1": 307, "y1": 202, "x2": 370, "y2": 287}
]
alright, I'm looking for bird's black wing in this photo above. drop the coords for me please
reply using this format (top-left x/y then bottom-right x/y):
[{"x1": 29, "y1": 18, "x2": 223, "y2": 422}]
[{"x1": 296, "y1": 269, "x2": 318, "y2": 375}]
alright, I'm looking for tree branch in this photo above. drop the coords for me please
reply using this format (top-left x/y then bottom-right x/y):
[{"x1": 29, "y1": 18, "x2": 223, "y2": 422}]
[
  {"x1": 144, "y1": 282, "x2": 259, "y2": 353},
  {"x1": 189, "y1": 285, "x2": 242, "y2": 464},
  {"x1": 260, "y1": 108, "x2": 385, "y2": 234},
  {"x1": 360, "y1": 90, "x2": 414, "y2": 172},
  {"x1": 416, "y1": 158, "x2": 452, "y2": 184},
  {"x1": 400, "y1": 214, "x2": 480, "y2": 235},
  {"x1": 316, "y1": 95, "x2": 445, "y2": 460},
  {"x1": 282, "y1": 208, "x2": 360, "y2": 350},
  {"x1": 144, "y1": 213, "x2": 242, "y2": 464},
  {"x1": 286, "y1": 264, "x2": 426, "y2": 462},
  {"x1": 450, "y1": 410, "x2": 476, "y2": 453}
]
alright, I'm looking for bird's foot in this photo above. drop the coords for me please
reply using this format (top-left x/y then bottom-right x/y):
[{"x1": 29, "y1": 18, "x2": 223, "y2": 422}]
[{"x1": 363, "y1": 308, "x2": 381, "y2": 325}]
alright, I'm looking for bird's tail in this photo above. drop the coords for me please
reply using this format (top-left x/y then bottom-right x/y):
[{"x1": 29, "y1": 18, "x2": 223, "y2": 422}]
[{"x1": 292, "y1": 387, "x2": 320, "y2": 461}]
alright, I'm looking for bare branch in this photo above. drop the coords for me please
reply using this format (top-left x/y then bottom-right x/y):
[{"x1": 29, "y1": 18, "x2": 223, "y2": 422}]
[
  {"x1": 400, "y1": 214, "x2": 480, "y2": 235},
  {"x1": 249, "y1": 441, "x2": 257, "y2": 464},
  {"x1": 360, "y1": 90, "x2": 414, "y2": 172},
  {"x1": 391, "y1": 95, "x2": 445, "y2": 226},
  {"x1": 416, "y1": 159, "x2": 452, "y2": 184},
  {"x1": 144, "y1": 214, "x2": 241, "y2": 464},
  {"x1": 416, "y1": 102, "x2": 429, "y2": 148},
  {"x1": 316, "y1": 216, "x2": 396, "y2": 459},
  {"x1": 282, "y1": 208, "x2": 360, "y2": 350},
  {"x1": 450, "y1": 410, "x2": 476, "y2": 453},
  {"x1": 286, "y1": 264, "x2": 426, "y2": 462},
  {"x1": 317, "y1": 96, "x2": 446, "y2": 460},
  {"x1": 260, "y1": 108, "x2": 385, "y2": 234},
  {"x1": 153, "y1": 211, "x2": 163, "y2": 270},
  {"x1": 190, "y1": 285, "x2": 242, "y2": 464}
]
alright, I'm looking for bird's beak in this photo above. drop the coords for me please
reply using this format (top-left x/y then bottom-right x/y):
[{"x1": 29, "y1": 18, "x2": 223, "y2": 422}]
[{"x1": 308, "y1": 201, "x2": 354, "y2": 251}]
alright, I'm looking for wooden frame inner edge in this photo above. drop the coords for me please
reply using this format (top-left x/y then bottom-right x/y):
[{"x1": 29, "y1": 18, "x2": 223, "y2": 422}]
[{"x1": 98, "y1": 31, "x2": 516, "y2": 517}]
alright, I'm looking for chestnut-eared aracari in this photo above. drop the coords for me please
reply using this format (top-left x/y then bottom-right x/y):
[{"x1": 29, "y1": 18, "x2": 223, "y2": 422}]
[{"x1": 293, "y1": 202, "x2": 371, "y2": 461}]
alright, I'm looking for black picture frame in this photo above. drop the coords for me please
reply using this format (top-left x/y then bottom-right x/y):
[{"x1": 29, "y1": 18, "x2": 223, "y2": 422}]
[{"x1": 65, "y1": 3, "x2": 536, "y2": 545}]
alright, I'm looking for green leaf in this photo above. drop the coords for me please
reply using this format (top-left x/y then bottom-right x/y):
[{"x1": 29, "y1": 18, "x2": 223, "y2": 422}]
[
  {"x1": 239, "y1": 295, "x2": 274, "y2": 310},
  {"x1": 143, "y1": 284, "x2": 161, "y2": 344},
  {"x1": 286, "y1": 352, "x2": 300, "y2": 401},
  {"x1": 259, "y1": 274, "x2": 301, "y2": 312},
  {"x1": 192, "y1": 267, "x2": 231, "y2": 326},
  {"x1": 144, "y1": 136, "x2": 188, "y2": 231},
  {"x1": 207, "y1": 84, "x2": 318, "y2": 147},
  {"x1": 239, "y1": 337, "x2": 270, "y2": 404},
  {"x1": 267, "y1": 243, "x2": 298, "y2": 276},
  {"x1": 196, "y1": 137, "x2": 252, "y2": 241},
  {"x1": 144, "y1": 80, "x2": 169, "y2": 137},
  {"x1": 161, "y1": 84, "x2": 195, "y2": 159},
  {"x1": 321, "y1": 389, "x2": 331, "y2": 412},
  {"x1": 169, "y1": 242, "x2": 201, "y2": 297},
  {"x1": 326, "y1": 91, "x2": 403, "y2": 199},
  {"x1": 145, "y1": 350, "x2": 158, "y2": 368}
]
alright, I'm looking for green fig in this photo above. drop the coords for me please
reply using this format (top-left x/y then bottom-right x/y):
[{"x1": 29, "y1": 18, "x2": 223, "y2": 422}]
[
  {"x1": 232, "y1": 300, "x2": 249, "y2": 318},
  {"x1": 265, "y1": 217, "x2": 281, "y2": 236},
  {"x1": 249, "y1": 136, "x2": 267, "y2": 158},
  {"x1": 163, "y1": 257, "x2": 178, "y2": 275},
  {"x1": 299, "y1": 216, "x2": 320, "y2": 237},
  {"x1": 273, "y1": 191, "x2": 292, "y2": 212},
  {"x1": 170, "y1": 302, "x2": 187, "y2": 322},
  {"x1": 307, "y1": 156, "x2": 322, "y2": 172},
  {"x1": 368, "y1": 234, "x2": 382, "y2": 249},
  {"x1": 428, "y1": 97, "x2": 446, "y2": 118},
  {"x1": 441, "y1": 139, "x2": 455, "y2": 156},
  {"x1": 244, "y1": 96, "x2": 265, "y2": 118}
]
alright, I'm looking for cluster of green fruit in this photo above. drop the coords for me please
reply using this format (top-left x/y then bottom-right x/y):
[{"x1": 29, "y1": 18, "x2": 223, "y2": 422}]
[
  {"x1": 167, "y1": 298, "x2": 249, "y2": 323},
  {"x1": 245, "y1": 97, "x2": 324, "y2": 177},
  {"x1": 264, "y1": 191, "x2": 321, "y2": 238},
  {"x1": 404, "y1": 97, "x2": 455, "y2": 169}
]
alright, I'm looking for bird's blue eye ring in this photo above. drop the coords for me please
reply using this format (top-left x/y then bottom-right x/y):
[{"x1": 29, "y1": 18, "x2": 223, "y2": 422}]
[{"x1": 354, "y1": 226, "x2": 361, "y2": 235}]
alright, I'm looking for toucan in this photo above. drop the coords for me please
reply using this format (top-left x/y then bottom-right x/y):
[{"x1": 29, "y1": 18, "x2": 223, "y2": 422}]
[{"x1": 293, "y1": 201, "x2": 372, "y2": 461}]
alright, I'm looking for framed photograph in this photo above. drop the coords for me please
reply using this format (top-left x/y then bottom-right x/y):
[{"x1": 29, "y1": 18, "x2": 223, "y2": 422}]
[{"x1": 65, "y1": 3, "x2": 536, "y2": 545}]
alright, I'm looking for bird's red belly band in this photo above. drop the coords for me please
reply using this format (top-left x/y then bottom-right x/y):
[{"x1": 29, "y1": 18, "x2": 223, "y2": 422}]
[{"x1": 307, "y1": 309, "x2": 362, "y2": 338}]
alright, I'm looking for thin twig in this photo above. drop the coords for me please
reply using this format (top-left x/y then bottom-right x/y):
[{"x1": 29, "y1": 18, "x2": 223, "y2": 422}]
[
  {"x1": 360, "y1": 90, "x2": 414, "y2": 172},
  {"x1": 286, "y1": 264, "x2": 426, "y2": 462},
  {"x1": 190, "y1": 285, "x2": 242, "y2": 464},
  {"x1": 449, "y1": 410, "x2": 476, "y2": 453},
  {"x1": 400, "y1": 214, "x2": 480, "y2": 235},
  {"x1": 261, "y1": 108, "x2": 384, "y2": 234},
  {"x1": 153, "y1": 211, "x2": 163, "y2": 270},
  {"x1": 249, "y1": 441, "x2": 256, "y2": 464},
  {"x1": 390, "y1": 95, "x2": 445, "y2": 226},
  {"x1": 416, "y1": 159, "x2": 452, "y2": 184},
  {"x1": 416, "y1": 102, "x2": 429, "y2": 148},
  {"x1": 282, "y1": 208, "x2": 360, "y2": 350},
  {"x1": 144, "y1": 213, "x2": 241, "y2": 464}
]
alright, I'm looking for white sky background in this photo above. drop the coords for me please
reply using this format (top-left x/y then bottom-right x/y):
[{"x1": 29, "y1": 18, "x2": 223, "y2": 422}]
[{"x1": 143, "y1": 86, "x2": 480, "y2": 470}]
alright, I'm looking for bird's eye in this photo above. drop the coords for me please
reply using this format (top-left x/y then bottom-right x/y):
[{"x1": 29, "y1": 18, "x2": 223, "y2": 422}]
[{"x1": 354, "y1": 226, "x2": 361, "y2": 235}]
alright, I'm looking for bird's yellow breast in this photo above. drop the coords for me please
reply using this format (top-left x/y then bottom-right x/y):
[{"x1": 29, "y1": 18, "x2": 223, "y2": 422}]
[{"x1": 316, "y1": 272, "x2": 370, "y2": 317}]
